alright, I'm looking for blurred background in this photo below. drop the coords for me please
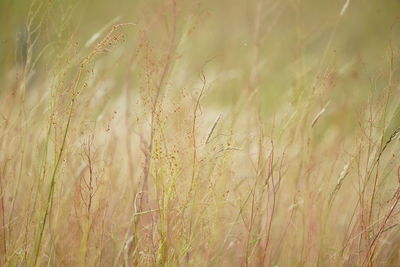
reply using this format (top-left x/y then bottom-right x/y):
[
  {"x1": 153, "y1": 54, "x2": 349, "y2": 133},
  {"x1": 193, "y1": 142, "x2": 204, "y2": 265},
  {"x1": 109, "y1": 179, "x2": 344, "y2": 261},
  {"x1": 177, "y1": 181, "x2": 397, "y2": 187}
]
[{"x1": 1, "y1": 0, "x2": 400, "y2": 111}]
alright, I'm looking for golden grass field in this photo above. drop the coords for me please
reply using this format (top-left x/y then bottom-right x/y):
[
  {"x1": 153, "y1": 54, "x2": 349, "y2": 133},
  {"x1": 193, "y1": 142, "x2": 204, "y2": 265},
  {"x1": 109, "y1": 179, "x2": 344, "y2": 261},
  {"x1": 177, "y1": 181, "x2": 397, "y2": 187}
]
[{"x1": 1, "y1": 0, "x2": 400, "y2": 266}]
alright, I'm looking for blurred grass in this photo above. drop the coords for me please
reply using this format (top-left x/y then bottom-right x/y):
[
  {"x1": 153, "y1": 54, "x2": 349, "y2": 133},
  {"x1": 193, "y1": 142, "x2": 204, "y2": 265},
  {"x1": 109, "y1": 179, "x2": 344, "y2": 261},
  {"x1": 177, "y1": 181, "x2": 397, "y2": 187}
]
[{"x1": 1, "y1": 0, "x2": 400, "y2": 266}]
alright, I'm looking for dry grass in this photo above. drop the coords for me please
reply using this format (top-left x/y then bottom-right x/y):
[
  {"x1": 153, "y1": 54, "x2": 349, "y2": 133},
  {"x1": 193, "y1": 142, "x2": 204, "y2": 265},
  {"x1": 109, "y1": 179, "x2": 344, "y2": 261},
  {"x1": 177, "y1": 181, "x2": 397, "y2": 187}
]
[{"x1": 1, "y1": 0, "x2": 400, "y2": 266}]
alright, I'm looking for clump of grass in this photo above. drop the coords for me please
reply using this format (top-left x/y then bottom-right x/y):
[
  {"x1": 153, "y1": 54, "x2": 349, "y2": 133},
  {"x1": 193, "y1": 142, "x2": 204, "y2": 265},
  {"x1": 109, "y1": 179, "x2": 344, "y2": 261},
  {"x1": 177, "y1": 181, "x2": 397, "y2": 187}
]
[{"x1": 1, "y1": 0, "x2": 400, "y2": 266}]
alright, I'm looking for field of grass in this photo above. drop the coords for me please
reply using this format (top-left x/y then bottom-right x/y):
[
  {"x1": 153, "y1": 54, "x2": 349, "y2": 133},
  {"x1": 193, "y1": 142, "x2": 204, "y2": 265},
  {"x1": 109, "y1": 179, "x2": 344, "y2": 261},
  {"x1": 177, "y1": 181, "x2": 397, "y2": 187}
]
[{"x1": 1, "y1": 0, "x2": 400, "y2": 266}]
